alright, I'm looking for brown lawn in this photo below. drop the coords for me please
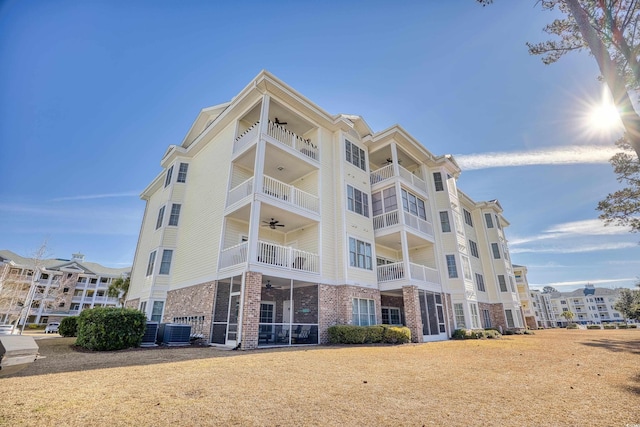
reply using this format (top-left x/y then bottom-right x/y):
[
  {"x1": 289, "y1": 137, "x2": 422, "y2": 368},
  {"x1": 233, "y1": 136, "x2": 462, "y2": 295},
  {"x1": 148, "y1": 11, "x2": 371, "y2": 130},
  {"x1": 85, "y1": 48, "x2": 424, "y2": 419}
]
[{"x1": 1, "y1": 329, "x2": 639, "y2": 426}]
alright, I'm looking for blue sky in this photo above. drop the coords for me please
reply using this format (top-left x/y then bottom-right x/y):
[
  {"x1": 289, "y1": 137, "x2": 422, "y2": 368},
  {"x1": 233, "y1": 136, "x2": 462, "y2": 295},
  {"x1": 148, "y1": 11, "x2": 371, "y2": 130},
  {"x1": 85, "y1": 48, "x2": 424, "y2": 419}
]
[{"x1": 1, "y1": 1, "x2": 638, "y2": 291}]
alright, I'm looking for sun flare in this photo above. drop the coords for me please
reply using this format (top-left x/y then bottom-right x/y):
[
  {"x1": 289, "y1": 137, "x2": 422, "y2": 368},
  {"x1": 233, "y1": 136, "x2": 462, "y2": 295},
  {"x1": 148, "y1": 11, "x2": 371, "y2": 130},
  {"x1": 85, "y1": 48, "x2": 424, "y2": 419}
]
[{"x1": 586, "y1": 87, "x2": 623, "y2": 134}]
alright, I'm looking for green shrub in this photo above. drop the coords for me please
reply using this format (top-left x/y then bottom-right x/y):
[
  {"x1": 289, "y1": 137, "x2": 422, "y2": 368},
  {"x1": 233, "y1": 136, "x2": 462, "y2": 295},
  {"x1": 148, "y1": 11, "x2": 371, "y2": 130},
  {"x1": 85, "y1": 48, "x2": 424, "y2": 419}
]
[
  {"x1": 566, "y1": 323, "x2": 579, "y2": 329},
  {"x1": 504, "y1": 329, "x2": 515, "y2": 335},
  {"x1": 76, "y1": 307, "x2": 147, "y2": 351},
  {"x1": 618, "y1": 324, "x2": 628, "y2": 329},
  {"x1": 58, "y1": 316, "x2": 78, "y2": 337},
  {"x1": 382, "y1": 326, "x2": 411, "y2": 344},
  {"x1": 603, "y1": 324, "x2": 616, "y2": 329},
  {"x1": 452, "y1": 329, "x2": 467, "y2": 340},
  {"x1": 27, "y1": 324, "x2": 40, "y2": 329},
  {"x1": 327, "y1": 325, "x2": 411, "y2": 344},
  {"x1": 587, "y1": 325, "x2": 601, "y2": 330},
  {"x1": 523, "y1": 329, "x2": 535, "y2": 335},
  {"x1": 628, "y1": 324, "x2": 638, "y2": 328},
  {"x1": 484, "y1": 329, "x2": 502, "y2": 339}
]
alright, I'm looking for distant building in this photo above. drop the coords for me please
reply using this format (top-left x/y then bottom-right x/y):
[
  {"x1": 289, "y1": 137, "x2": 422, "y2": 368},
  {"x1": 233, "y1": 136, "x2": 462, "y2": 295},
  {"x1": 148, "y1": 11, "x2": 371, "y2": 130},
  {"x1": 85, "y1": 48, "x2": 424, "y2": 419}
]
[
  {"x1": 513, "y1": 265, "x2": 537, "y2": 329},
  {"x1": 0, "y1": 250, "x2": 130, "y2": 326},
  {"x1": 544, "y1": 284, "x2": 624, "y2": 326},
  {"x1": 529, "y1": 290, "x2": 555, "y2": 328}
]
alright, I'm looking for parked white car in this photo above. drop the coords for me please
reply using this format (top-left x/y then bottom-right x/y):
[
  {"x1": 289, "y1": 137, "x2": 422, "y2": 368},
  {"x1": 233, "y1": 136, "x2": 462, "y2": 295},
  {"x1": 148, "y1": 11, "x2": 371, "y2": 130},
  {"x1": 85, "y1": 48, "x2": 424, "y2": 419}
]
[{"x1": 44, "y1": 322, "x2": 60, "y2": 334}]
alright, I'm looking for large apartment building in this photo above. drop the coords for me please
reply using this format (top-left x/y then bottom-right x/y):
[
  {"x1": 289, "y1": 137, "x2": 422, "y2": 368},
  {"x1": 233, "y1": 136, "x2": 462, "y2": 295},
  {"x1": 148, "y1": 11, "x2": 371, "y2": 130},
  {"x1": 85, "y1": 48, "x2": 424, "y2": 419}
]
[
  {"x1": 547, "y1": 285, "x2": 624, "y2": 325},
  {"x1": 126, "y1": 71, "x2": 525, "y2": 349},
  {"x1": 0, "y1": 250, "x2": 130, "y2": 325}
]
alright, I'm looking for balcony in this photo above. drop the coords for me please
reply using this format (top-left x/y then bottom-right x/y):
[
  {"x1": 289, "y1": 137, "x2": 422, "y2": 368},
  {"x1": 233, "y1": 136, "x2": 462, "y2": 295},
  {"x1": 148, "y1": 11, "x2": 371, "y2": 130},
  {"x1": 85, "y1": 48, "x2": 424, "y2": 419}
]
[
  {"x1": 233, "y1": 121, "x2": 319, "y2": 163},
  {"x1": 373, "y1": 210, "x2": 434, "y2": 239},
  {"x1": 377, "y1": 261, "x2": 440, "y2": 286},
  {"x1": 219, "y1": 241, "x2": 319, "y2": 274},
  {"x1": 370, "y1": 164, "x2": 427, "y2": 193},
  {"x1": 226, "y1": 175, "x2": 319, "y2": 214}
]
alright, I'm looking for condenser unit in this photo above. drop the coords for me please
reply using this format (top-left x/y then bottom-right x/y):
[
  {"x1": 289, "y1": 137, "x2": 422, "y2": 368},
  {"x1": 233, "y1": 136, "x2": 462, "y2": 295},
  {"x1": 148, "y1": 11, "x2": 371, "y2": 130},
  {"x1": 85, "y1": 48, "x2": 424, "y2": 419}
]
[
  {"x1": 158, "y1": 323, "x2": 191, "y2": 346},
  {"x1": 141, "y1": 322, "x2": 159, "y2": 347}
]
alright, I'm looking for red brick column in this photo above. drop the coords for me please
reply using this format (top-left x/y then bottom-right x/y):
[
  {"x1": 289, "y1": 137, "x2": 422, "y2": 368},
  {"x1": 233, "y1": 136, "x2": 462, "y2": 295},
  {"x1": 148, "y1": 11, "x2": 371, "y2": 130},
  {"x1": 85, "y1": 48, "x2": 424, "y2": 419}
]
[
  {"x1": 402, "y1": 286, "x2": 423, "y2": 343},
  {"x1": 241, "y1": 272, "x2": 262, "y2": 349},
  {"x1": 318, "y1": 284, "x2": 338, "y2": 344}
]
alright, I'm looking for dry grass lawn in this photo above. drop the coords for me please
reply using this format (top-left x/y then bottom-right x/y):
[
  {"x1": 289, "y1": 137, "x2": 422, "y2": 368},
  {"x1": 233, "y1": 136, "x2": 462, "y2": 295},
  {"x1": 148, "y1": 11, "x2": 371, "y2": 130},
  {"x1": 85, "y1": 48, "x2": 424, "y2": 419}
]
[{"x1": 1, "y1": 329, "x2": 639, "y2": 426}]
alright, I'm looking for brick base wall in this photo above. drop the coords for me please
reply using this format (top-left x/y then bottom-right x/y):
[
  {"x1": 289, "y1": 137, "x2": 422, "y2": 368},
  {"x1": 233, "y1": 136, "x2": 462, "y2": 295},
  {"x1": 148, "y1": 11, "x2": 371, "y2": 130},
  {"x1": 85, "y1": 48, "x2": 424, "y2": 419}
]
[
  {"x1": 335, "y1": 285, "x2": 381, "y2": 326},
  {"x1": 402, "y1": 286, "x2": 423, "y2": 343},
  {"x1": 525, "y1": 316, "x2": 537, "y2": 329},
  {"x1": 125, "y1": 298, "x2": 139, "y2": 309},
  {"x1": 444, "y1": 293, "x2": 455, "y2": 335},
  {"x1": 318, "y1": 284, "x2": 338, "y2": 344},
  {"x1": 241, "y1": 272, "x2": 262, "y2": 350},
  {"x1": 164, "y1": 281, "x2": 217, "y2": 342},
  {"x1": 478, "y1": 302, "x2": 506, "y2": 331}
]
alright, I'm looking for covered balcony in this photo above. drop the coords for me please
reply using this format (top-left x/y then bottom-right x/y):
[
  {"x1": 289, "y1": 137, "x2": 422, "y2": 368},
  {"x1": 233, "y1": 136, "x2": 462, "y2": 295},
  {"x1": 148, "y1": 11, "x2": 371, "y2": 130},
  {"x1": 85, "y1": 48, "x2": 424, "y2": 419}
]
[
  {"x1": 226, "y1": 174, "x2": 319, "y2": 214},
  {"x1": 377, "y1": 261, "x2": 440, "y2": 286},
  {"x1": 233, "y1": 100, "x2": 319, "y2": 163},
  {"x1": 219, "y1": 240, "x2": 319, "y2": 273}
]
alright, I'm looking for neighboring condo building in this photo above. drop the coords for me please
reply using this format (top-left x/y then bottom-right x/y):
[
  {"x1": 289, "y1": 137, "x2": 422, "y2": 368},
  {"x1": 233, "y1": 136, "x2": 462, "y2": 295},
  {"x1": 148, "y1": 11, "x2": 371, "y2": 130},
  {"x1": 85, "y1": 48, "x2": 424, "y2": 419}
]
[
  {"x1": 0, "y1": 250, "x2": 130, "y2": 325},
  {"x1": 126, "y1": 71, "x2": 525, "y2": 349},
  {"x1": 513, "y1": 265, "x2": 537, "y2": 329},
  {"x1": 529, "y1": 290, "x2": 556, "y2": 328},
  {"x1": 546, "y1": 284, "x2": 625, "y2": 325}
]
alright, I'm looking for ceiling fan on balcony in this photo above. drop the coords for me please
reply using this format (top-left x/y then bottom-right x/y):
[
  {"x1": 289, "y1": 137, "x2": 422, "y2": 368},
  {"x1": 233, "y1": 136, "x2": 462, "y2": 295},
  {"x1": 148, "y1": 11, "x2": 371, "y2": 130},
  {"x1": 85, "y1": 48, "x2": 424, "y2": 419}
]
[
  {"x1": 262, "y1": 218, "x2": 285, "y2": 229},
  {"x1": 383, "y1": 158, "x2": 402, "y2": 165},
  {"x1": 274, "y1": 117, "x2": 288, "y2": 125}
]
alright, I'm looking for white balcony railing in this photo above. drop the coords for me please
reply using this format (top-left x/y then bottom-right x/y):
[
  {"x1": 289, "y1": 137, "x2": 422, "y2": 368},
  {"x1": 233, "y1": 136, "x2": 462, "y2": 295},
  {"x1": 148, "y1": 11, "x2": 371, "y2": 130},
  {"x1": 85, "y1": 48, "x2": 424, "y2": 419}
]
[
  {"x1": 219, "y1": 242, "x2": 249, "y2": 269},
  {"x1": 408, "y1": 262, "x2": 440, "y2": 285},
  {"x1": 377, "y1": 261, "x2": 440, "y2": 286},
  {"x1": 257, "y1": 241, "x2": 319, "y2": 273},
  {"x1": 403, "y1": 211, "x2": 434, "y2": 237},
  {"x1": 227, "y1": 177, "x2": 254, "y2": 207},
  {"x1": 233, "y1": 121, "x2": 260, "y2": 154},
  {"x1": 263, "y1": 175, "x2": 319, "y2": 213},
  {"x1": 370, "y1": 164, "x2": 427, "y2": 193},
  {"x1": 373, "y1": 210, "x2": 400, "y2": 230},
  {"x1": 370, "y1": 164, "x2": 394, "y2": 185},
  {"x1": 398, "y1": 166, "x2": 427, "y2": 192},
  {"x1": 267, "y1": 121, "x2": 318, "y2": 161}
]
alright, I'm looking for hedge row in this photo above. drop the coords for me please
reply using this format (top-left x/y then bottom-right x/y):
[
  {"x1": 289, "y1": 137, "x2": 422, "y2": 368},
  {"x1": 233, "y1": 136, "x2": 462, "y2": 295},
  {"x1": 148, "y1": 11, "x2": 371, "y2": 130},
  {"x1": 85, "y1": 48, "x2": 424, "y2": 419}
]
[
  {"x1": 75, "y1": 307, "x2": 147, "y2": 351},
  {"x1": 328, "y1": 325, "x2": 411, "y2": 344},
  {"x1": 452, "y1": 328, "x2": 502, "y2": 340},
  {"x1": 58, "y1": 316, "x2": 78, "y2": 337}
]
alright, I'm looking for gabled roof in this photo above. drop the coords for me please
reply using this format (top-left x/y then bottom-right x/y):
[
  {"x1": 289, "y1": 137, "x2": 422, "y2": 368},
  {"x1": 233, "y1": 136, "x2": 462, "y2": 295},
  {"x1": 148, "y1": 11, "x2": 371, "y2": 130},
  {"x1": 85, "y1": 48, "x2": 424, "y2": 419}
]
[{"x1": 0, "y1": 250, "x2": 130, "y2": 277}]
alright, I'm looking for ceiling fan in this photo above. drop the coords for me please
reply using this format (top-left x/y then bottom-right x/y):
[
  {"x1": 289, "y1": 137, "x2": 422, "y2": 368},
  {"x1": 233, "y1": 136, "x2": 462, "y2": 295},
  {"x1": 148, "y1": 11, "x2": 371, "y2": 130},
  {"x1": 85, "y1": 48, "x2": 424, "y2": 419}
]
[
  {"x1": 262, "y1": 218, "x2": 285, "y2": 229},
  {"x1": 383, "y1": 158, "x2": 402, "y2": 165},
  {"x1": 274, "y1": 117, "x2": 288, "y2": 125},
  {"x1": 264, "y1": 280, "x2": 283, "y2": 290}
]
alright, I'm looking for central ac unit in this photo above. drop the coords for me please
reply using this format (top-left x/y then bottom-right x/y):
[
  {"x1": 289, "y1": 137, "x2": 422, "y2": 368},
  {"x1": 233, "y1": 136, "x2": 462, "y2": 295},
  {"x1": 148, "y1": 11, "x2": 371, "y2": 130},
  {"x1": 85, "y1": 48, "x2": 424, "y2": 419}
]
[
  {"x1": 141, "y1": 322, "x2": 159, "y2": 347},
  {"x1": 158, "y1": 323, "x2": 191, "y2": 346}
]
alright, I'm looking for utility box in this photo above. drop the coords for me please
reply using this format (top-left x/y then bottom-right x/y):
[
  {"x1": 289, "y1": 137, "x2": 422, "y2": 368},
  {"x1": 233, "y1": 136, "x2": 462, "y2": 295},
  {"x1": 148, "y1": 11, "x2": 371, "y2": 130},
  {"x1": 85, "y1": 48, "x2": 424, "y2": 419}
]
[
  {"x1": 0, "y1": 336, "x2": 39, "y2": 376},
  {"x1": 157, "y1": 323, "x2": 191, "y2": 346}
]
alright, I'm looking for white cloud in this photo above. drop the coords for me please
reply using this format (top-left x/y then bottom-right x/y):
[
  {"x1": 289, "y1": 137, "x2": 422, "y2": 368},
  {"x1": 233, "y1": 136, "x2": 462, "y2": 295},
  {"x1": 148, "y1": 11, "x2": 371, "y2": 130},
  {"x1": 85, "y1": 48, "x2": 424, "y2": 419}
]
[
  {"x1": 511, "y1": 242, "x2": 637, "y2": 254},
  {"x1": 454, "y1": 145, "x2": 622, "y2": 171},
  {"x1": 50, "y1": 192, "x2": 140, "y2": 202},
  {"x1": 509, "y1": 219, "x2": 633, "y2": 247}
]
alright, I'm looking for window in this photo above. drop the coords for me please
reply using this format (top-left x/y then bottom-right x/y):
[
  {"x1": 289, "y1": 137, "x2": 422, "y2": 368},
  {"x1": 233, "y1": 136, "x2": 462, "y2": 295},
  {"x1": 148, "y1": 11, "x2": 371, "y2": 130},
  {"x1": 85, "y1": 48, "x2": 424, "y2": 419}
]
[
  {"x1": 463, "y1": 209, "x2": 473, "y2": 227},
  {"x1": 469, "y1": 240, "x2": 479, "y2": 258},
  {"x1": 470, "y1": 304, "x2": 481, "y2": 329},
  {"x1": 461, "y1": 255, "x2": 472, "y2": 281},
  {"x1": 446, "y1": 255, "x2": 458, "y2": 278},
  {"x1": 260, "y1": 303, "x2": 275, "y2": 324},
  {"x1": 70, "y1": 303, "x2": 80, "y2": 311},
  {"x1": 475, "y1": 273, "x2": 486, "y2": 292},
  {"x1": 482, "y1": 309, "x2": 491, "y2": 328},
  {"x1": 439, "y1": 211, "x2": 451, "y2": 232},
  {"x1": 347, "y1": 185, "x2": 369, "y2": 217},
  {"x1": 498, "y1": 275, "x2": 508, "y2": 292},
  {"x1": 371, "y1": 187, "x2": 398, "y2": 217},
  {"x1": 433, "y1": 172, "x2": 444, "y2": 191},
  {"x1": 352, "y1": 298, "x2": 376, "y2": 326},
  {"x1": 58, "y1": 302, "x2": 65, "y2": 308},
  {"x1": 74, "y1": 289, "x2": 83, "y2": 297},
  {"x1": 156, "y1": 206, "x2": 165, "y2": 229},
  {"x1": 151, "y1": 301, "x2": 164, "y2": 322},
  {"x1": 164, "y1": 165, "x2": 174, "y2": 187},
  {"x1": 140, "y1": 301, "x2": 147, "y2": 316},
  {"x1": 349, "y1": 238, "x2": 372, "y2": 270},
  {"x1": 505, "y1": 309, "x2": 515, "y2": 328},
  {"x1": 169, "y1": 204, "x2": 181, "y2": 226},
  {"x1": 345, "y1": 140, "x2": 366, "y2": 171},
  {"x1": 41, "y1": 273, "x2": 49, "y2": 280},
  {"x1": 491, "y1": 243, "x2": 501, "y2": 259},
  {"x1": 485, "y1": 213, "x2": 494, "y2": 228},
  {"x1": 177, "y1": 163, "x2": 189, "y2": 183},
  {"x1": 159, "y1": 250, "x2": 173, "y2": 275},
  {"x1": 63, "y1": 287, "x2": 69, "y2": 294},
  {"x1": 401, "y1": 189, "x2": 427, "y2": 220},
  {"x1": 454, "y1": 303, "x2": 465, "y2": 328},
  {"x1": 382, "y1": 307, "x2": 402, "y2": 325},
  {"x1": 146, "y1": 251, "x2": 156, "y2": 276}
]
